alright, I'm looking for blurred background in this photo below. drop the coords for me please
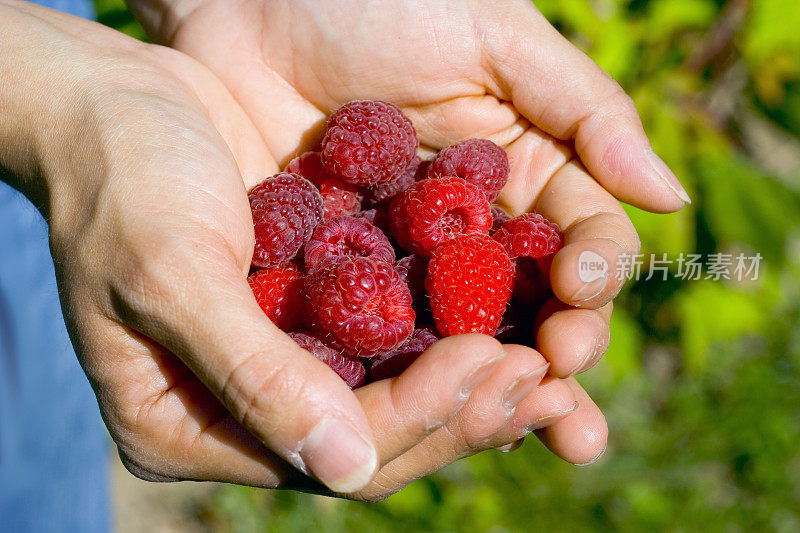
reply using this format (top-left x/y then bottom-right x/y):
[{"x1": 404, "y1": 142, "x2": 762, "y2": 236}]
[{"x1": 95, "y1": 0, "x2": 800, "y2": 531}]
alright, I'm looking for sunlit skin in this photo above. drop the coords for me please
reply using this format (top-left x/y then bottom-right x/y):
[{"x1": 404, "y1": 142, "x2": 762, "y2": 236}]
[{"x1": 1, "y1": 0, "x2": 687, "y2": 502}]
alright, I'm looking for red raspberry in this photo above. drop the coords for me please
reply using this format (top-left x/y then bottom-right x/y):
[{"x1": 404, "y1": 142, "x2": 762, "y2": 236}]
[
  {"x1": 492, "y1": 213, "x2": 564, "y2": 259},
  {"x1": 493, "y1": 213, "x2": 564, "y2": 304},
  {"x1": 304, "y1": 256, "x2": 415, "y2": 357},
  {"x1": 286, "y1": 152, "x2": 363, "y2": 219},
  {"x1": 365, "y1": 156, "x2": 422, "y2": 207},
  {"x1": 288, "y1": 332, "x2": 365, "y2": 388},
  {"x1": 426, "y1": 234, "x2": 514, "y2": 336},
  {"x1": 321, "y1": 100, "x2": 418, "y2": 186},
  {"x1": 427, "y1": 139, "x2": 510, "y2": 202},
  {"x1": 389, "y1": 176, "x2": 492, "y2": 257},
  {"x1": 491, "y1": 205, "x2": 512, "y2": 234},
  {"x1": 367, "y1": 326, "x2": 439, "y2": 382},
  {"x1": 248, "y1": 265, "x2": 304, "y2": 331},
  {"x1": 304, "y1": 215, "x2": 395, "y2": 270},
  {"x1": 249, "y1": 172, "x2": 324, "y2": 268},
  {"x1": 394, "y1": 254, "x2": 428, "y2": 303}
]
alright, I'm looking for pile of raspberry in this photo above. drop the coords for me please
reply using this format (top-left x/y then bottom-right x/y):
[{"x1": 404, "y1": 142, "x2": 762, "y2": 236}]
[{"x1": 247, "y1": 100, "x2": 564, "y2": 388}]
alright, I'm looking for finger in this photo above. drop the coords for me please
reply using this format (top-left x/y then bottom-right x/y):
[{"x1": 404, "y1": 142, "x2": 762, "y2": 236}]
[
  {"x1": 535, "y1": 378, "x2": 608, "y2": 465},
  {"x1": 111, "y1": 245, "x2": 380, "y2": 494},
  {"x1": 535, "y1": 298, "x2": 612, "y2": 378},
  {"x1": 354, "y1": 334, "x2": 507, "y2": 464},
  {"x1": 536, "y1": 160, "x2": 641, "y2": 308},
  {"x1": 481, "y1": 4, "x2": 690, "y2": 212},
  {"x1": 352, "y1": 346, "x2": 575, "y2": 501}
]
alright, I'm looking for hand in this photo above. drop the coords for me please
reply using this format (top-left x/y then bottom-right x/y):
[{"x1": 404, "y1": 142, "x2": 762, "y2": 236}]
[
  {"x1": 123, "y1": 0, "x2": 684, "y2": 482},
  {"x1": 0, "y1": 1, "x2": 586, "y2": 500}
]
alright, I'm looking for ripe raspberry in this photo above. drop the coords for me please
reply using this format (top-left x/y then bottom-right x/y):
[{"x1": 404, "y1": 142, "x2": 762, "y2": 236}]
[
  {"x1": 492, "y1": 213, "x2": 564, "y2": 260},
  {"x1": 394, "y1": 254, "x2": 427, "y2": 303},
  {"x1": 427, "y1": 139, "x2": 510, "y2": 202},
  {"x1": 491, "y1": 205, "x2": 512, "y2": 234},
  {"x1": 248, "y1": 265, "x2": 304, "y2": 332},
  {"x1": 367, "y1": 326, "x2": 439, "y2": 382},
  {"x1": 365, "y1": 156, "x2": 422, "y2": 207},
  {"x1": 249, "y1": 172, "x2": 324, "y2": 267},
  {"x1": 286, "y1": 152, "x2": 363, "y2": 219},
  {"x1": 389, "y1": 176, "x2": 492, "y2": 257},
  {"x1": 493, "y1": 213, "x2": 564, "y2": 304},
  {"x1": 288, "y1": 332, "x2": 365, "y2": 388},
  {"x1": 321, "y1": 100, "x2": 418, "y2": 186},
  {"x1": 304, "y1": 215, "x2": 395, "y2": 270},
  {"x1": 304, "y1": 256, "x2": 415, "y2": 357},
  {"x1": 426, "y1": 234, "x2": 514, "y2": 336}
]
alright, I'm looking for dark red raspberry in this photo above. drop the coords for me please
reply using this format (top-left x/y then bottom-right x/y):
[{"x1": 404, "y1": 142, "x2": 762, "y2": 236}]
[
  {"x1": 304, "y1": 256, "x2": 415, "y2": 357},
  {"x1": 389, "y1": 176, "x2": 492, "y2": 257},
  {"x1": 394, "y1": 254, "x2": 428, "y2": 303},
  {"x1": 321, "y1": 100, "x2": 418, "y2": 186},
  {"x1": 367, "y1": 326, "x2": 439, "y2": 381},
  {"x1": 491, "y1": 205, "x2": 512, "y2": 234},
  {"x1": 304, "y1": 215, "x2": 395, "y2": 270},
  {"x1": 426, "y1": 234, "x2": 514, "y2": 336},
  {"x1": 248, "y1": 265, "x2": 304, "y2": 332},
  {"x1": 249, "y1": 172, "x2": 324, "y2": 267},
  {"x1": 365, "y1": 156, "x2": 422, "y2": 207},
  {"x1": 493, "y1": 213, "x2": 563, "y2": 304},
  {"x1": 288, "y1": 332, "x2": 365, "y2": 388},
  {"x1": 286, "y1": 152, "x2": 363, "y2": 219},
  {"x1": 427, "y1": 139, "x2": 510, "y2": 202}
]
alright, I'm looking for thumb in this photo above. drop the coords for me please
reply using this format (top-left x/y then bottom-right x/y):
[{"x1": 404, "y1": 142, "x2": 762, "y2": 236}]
[
  {"x1": 481, "y1": 3, "x2": 690, "y2": 213},
  {"x1": 120, "y1": 247, "x2": 378, "y2": 493}
]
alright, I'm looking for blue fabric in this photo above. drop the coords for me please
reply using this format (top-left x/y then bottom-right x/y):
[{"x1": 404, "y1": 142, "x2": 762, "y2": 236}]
[{"x1": 0, "y1": 3, "x2": 110, "y2": 533}]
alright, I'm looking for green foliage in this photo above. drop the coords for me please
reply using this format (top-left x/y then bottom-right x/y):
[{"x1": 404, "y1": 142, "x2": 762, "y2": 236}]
[{"x1": 94, "y1": 0, "x2": 800, "y2": 530}]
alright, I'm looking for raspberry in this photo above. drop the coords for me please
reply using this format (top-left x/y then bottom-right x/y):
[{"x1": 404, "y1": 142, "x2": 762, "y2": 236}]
[
  {"x1": 492, "y1": 213, "x2": 564, "y2": 260},
  {"x1": 427, "y1": 139, "x2": 510, "y2": 202},
  {"x1": 288, "y1": 332, "x2": 365, "y2": 388},
  {"x1": 367, "y1": 326, "x2": 439, "y2": 381},
  {"x1": 249, "y1": 172, "x2": 324, "y2": 267},
  {"x1": 426, "y1": 234, "x2": 514, "y2": 336},
  {"x1": 365, "y1": 156, "x2": 422, "y2": 207},
  {"x1": 389, "y1": 176, "x2": 492, "y2": 257},
  {"x1": 394, "y1": 254, "x2": 427, "y2": 303},
  {"x1": 286, "y1": 152, "x2": 363, "y2": 219},
  {"x1": 321, "y1": 100, "x2": 418, "y2": 186},
  {"x1": 493, "y1": 213, "x2": 564, "y2": 304},
  {"x1": 491, "y1": 205, "x2": 512, "y2": 234},
  {"x1": 248, "y1": 265, "x2": 304, "y2": 331},
  {"x1": 304, "y1": 215, "x2": 395, "y2": 270},
  {"x1": 304, "y1": 256, "x2": 415, "y2": 357}
]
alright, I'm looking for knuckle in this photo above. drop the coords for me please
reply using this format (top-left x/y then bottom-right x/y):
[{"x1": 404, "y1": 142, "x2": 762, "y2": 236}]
[
  {"x1": 117, "y1": 448, "x2": 182, "y2": 483},
  {"x1": 222, "y1": 352, "x2": 307, "y2": 433}
]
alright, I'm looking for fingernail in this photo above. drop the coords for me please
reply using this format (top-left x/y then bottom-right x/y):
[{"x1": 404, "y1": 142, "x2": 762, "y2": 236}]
[
  {"x1": 526, "y1": 400, "x2": 579, "y2": 432},
  {"x1": 566, "y1": 337, "x2": 600, "y2": 378},
  {"x1": 604, "y1": 136, "x2": 691, "y2": 205},
  {"x1": 460, "y1": 350, "x2": 506, "y2": 398},
  {"x1": 502, "y1": 363, "x2": 550, "y2": 412},
  {"x1": 575, "y1": 442, "x2": 608, "y2": 466},
  {"x1": 571, "y1": 277, "x2": 606, "y2": 304},
  {"x1": 646, "y1": 149, "x2": 691, "y2": 204},
  {"x1": 296, "y1": 415, "x2": 378, "y2": 493}
]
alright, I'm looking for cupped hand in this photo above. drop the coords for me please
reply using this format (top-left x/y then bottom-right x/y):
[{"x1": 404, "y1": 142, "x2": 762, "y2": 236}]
[
  {"x1": 2, "y1": 1, "x2": 598, "y2": 500},
  {"x1": 123, "y1": 0, "x2": 681, "y2": 475}
]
